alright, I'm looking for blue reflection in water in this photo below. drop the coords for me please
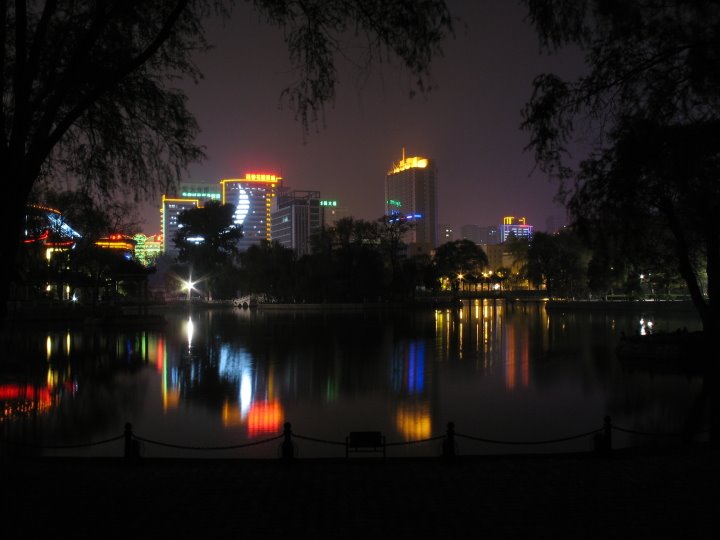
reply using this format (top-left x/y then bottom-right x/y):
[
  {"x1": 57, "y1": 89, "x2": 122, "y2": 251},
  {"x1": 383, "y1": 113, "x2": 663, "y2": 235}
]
[
  {"x1": 0, "y1": 303, "x2": 708, "y2": 457},
  {"x1": 392, "y1": 341, "x2": 426, "y2": 395},
  {"x1": 219, "y1": 344, "x2": 254, "y2": 419}
]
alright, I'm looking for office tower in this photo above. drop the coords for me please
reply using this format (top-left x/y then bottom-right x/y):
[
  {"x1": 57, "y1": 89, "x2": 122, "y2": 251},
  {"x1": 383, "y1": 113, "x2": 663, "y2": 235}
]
[
  {"x1": 498, "y1": 216, "x2": 534, "y2": 243},
  {"x1": 319, "y1": 198, "x2": 349, "y2": 227},
  {"x1": 271, "y1": 190, "x2": 323, "y2": 256},
  {"x1": 385, "y1": 150, "x2": 437, "y2": 254},
  {"x1": 221, "y1": 173, "x2": 280, "y2": 251},
  {"x1": 161, "y1": 195, "x2": 200, "y2": 256},
  {"x1": 461, "y1": 224, "x2": 480, "y2": 244},
  {"x1": 479, "y1": 225, "x2": 499, "y2": 245}
]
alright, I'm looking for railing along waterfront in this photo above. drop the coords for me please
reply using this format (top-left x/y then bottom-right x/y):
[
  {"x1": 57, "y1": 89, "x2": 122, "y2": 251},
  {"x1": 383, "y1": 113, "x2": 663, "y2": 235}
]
[{"x1": 1, "y1": 417, "x2": 709, "y2": 460}]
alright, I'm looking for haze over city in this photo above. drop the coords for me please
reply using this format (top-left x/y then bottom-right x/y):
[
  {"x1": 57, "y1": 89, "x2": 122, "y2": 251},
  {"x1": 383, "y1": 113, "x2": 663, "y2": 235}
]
[{"x1": 140, "y1": 0, "x2": 579, "y2": 234}]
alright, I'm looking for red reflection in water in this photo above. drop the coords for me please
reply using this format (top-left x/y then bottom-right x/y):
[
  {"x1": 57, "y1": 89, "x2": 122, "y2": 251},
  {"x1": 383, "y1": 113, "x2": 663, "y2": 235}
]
[
  {"x1": 0, "y1": 384, "x2": 51, "y2": 402},
  {"x1": 247, "y1": 401, "x2": 283, "y2": 437}
]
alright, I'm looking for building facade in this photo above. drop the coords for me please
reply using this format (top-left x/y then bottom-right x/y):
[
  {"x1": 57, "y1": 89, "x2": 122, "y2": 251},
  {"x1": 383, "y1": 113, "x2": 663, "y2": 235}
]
[
  {"x1": 221, "y1": 174, "x2": 280, "y2": 251},
  {"x1": 385, "y1": 152, "x2": 437, "y2": 254},
  {"x1": 180, "y1": 182, "x2": 221, "y2": 203},
  {"x1": 499, "y1": 216, "x2": 533, "y2": 243},
  {"x1": 271, "y1": 190, "x2": 323, "y2": 256},
  {"x1": 161, "y1": 195, "x2": 200, "y2": 257},
  {"x1": 438, "y1": 224, "x2": 453, "y2": 244},
  {"x1": 319, "y1": 198, "x2": 349, "y2": 227}
]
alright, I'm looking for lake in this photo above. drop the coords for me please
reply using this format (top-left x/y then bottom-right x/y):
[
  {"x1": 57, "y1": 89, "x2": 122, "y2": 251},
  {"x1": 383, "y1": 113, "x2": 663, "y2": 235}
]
[{"x1": 0, "y1": 300, "x2": 709, "y2": 458}]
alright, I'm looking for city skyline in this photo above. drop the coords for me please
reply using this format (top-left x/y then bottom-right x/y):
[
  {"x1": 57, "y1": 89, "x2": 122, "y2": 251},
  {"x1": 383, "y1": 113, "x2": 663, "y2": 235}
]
[{"x1": 138, "y1": 1, "x2": 578, "y2": 235}]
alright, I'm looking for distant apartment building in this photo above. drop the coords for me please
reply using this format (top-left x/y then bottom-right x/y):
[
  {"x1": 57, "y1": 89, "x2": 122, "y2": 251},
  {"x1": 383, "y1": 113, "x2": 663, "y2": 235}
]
[
  {"x1": 439, "y1": 224, "x2": 454, "y2": 244},
  {"x1": 271, "y1": 190, "x2": 323, "y2": 257},
  {"x1": 461, "y1": 224, "x2": 499, "y2": 245},
  {"x1": 385, "y1": 150, "x2": 438, "y2": 255}
]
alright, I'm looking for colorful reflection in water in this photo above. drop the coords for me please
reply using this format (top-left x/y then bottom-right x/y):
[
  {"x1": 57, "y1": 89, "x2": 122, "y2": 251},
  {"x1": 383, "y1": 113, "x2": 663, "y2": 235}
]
[{"x1": 0, "y1": 301, "x2": 707, "y2": 457}]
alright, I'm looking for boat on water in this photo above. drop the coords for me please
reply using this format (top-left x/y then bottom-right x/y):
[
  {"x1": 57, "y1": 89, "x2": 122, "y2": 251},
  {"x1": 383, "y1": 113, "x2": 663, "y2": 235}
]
[{"x1": 616, "y1": 330, "x2": 709, "y2": 374}]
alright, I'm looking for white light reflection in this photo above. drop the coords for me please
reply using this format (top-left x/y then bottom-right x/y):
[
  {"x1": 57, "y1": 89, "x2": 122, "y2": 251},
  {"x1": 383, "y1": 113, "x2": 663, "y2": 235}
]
[
  {"x1": 219, "y1": 344, "x2": 254, "y2": 420},
  {"x1": 639, "y1": 318, "x2": 654, "y2": 336},
  {"x1": 186, "y1": 317, "x2": 194, "y2": 348}
]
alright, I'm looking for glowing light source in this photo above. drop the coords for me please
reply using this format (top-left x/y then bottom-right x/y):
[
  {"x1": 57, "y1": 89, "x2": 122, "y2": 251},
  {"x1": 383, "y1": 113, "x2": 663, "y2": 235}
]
[{"x1": 389, "y1": 156, "x2": 428, "y2": 174}]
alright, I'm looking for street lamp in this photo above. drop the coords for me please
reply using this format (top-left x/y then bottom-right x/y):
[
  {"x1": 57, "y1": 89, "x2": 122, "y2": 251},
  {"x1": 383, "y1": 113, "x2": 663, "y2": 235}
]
[{"x1": 183, "y1": 274, "x2": 197, "y2": 302}]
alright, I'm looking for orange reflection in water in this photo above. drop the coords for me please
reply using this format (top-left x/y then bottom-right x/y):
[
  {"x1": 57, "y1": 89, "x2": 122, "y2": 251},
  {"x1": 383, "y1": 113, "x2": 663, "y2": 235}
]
[
  {"x1": 222, "y1": 401, "x2": 243, "y2": 427},
  {"x1": 247, "y1": 400, "x2": 283, "y2": 437},
  {"x1": 395, "y1": 402, "x2": 431, "y2": 441}
]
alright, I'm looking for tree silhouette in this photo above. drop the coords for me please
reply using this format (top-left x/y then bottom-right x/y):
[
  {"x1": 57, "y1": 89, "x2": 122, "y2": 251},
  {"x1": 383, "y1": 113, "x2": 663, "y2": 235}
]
[
  {"x1": 2, "y1": 0, "x2": 452, "y2": 320},
  {"x1": 522, "y1": 0, "x2": 720, "y2": 332}
]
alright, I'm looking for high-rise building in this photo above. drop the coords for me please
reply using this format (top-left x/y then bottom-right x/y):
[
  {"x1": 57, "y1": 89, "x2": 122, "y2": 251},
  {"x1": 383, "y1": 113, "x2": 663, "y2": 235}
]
[
  {"x1": 461, "y1": 224, "x2": 499, "y2": 245},
  {"x1": 385, "y1": 151, "x2": 437, "y2": 254},
  {"x1": 221, "y1": 173, "x2": 281, "y2": 251},
  {"x1": 439, "y1": 223, "x2": 453, "y2": 244},
  {"x1": 161, "y1": 195, "x2": 200, "y2": 257},
  {"x1": 319, "y1": 198, "x2": 349, "y2": 227},
  {"x1": 461, "y1": 224, "x2": 480, "y2": 244},
  {"x1": 479, "y1": 225, "x2": 499, "y2": 245},
  {"x1": 271, "y1": 190, "x2": 323, "y2": 256},
  {"x1": 499, "y1": 216, "x2": 533, "y2": 243}
]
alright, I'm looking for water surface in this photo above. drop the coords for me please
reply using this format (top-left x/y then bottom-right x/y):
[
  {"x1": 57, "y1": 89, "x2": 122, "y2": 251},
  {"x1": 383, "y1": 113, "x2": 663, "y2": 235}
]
[{"x1": 0, "y1": 300, "x2": 707, "y2": 458}]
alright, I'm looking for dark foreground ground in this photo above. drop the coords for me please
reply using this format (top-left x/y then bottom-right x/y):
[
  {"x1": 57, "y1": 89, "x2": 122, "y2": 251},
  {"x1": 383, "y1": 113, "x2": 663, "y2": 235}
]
[{"x1": 1, "y1": 445, "x2": 717, "y2": 539}]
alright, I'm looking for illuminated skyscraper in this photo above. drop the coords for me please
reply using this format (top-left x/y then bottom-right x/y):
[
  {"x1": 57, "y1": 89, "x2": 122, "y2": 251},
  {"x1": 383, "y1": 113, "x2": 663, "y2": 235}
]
[
  {"x1": 161, "y1": 195, "x2": 200, "y2": 257},
  {"x1": 499, "y1": 216, "x2": 533, "y2": 243},
  {"x1": 385, "y1": 151, "x2": 437, "y2": 254},
  {"x1": 221, "y1": 173, "x2": 280, "y2": 251}
]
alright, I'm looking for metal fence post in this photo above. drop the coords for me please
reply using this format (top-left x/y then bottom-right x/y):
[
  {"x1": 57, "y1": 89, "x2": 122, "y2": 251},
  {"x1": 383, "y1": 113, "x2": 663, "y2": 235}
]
[
  {"x1": 124, "y1": 422, "x2": 134, "y2": 459},
  {"x1": 443, "y1": 421, "x2": 456, "y2": 459},
  {"x1": 281, "y1": 422, "x2": 294, "y2": 460},
  {"x1": 604, "y1": 415, "x2": 613, "y2": 453}
]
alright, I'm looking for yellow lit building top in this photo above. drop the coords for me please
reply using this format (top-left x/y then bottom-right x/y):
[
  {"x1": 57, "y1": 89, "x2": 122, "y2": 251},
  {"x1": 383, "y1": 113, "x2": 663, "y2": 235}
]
[
  {"x1": 503, "y1": 216, "x2": 527, "y2": 225},
  {"x1": 389, "y1": 156, "x2": 429, "y2": 175}
]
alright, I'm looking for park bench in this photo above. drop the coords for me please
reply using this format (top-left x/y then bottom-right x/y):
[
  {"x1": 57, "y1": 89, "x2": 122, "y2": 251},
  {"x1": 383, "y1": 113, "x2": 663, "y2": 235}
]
[{"x1": 345, "y1": 431, "x2": 386, "y2": 458}]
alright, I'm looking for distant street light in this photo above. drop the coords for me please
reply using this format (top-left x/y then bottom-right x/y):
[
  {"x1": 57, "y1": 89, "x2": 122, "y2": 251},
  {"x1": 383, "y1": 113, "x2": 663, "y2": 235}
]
[{"x1": 183, "y1": 274, "x2": 197, "y2": 302}]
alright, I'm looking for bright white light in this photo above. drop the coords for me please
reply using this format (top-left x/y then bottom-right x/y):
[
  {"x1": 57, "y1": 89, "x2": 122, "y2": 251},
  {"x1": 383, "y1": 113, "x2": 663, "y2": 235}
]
[
  {"x1": 234, "y1": 187, "x2": 250, "y2": 226},
  {"x1": 187, "y1": 317, "x2": 194, "y2": 348}
]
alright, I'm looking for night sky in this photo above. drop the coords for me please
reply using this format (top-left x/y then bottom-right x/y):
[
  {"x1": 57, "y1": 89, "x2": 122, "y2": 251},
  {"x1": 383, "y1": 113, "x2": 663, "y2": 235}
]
[{"x1": 141, "y1": 0, "x2": 582, "y2": 236}]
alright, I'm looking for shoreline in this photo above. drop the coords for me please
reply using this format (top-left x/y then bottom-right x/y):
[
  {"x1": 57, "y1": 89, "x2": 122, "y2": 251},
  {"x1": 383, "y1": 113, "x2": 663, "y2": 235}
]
[{"x1": 545, "y1": 299, "x2": 698, "y2": 312}]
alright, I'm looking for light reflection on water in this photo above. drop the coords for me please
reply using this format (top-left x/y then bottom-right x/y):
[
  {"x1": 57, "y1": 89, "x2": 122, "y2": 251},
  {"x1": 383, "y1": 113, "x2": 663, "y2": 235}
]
[{"x1": 0, "y1": 300, "x2": 708, "y2": 458}]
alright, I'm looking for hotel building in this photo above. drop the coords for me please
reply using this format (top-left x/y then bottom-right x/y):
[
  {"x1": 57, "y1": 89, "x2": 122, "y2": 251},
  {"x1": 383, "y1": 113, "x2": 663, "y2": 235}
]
[
  {"x1": 385, "y1": 151, "x2": 438, "y2": 255},
  {"x1": 221, "y1": 173, "x2": 280, "y2": 251}
]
